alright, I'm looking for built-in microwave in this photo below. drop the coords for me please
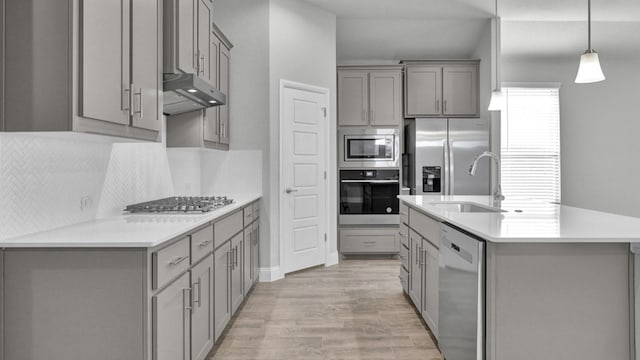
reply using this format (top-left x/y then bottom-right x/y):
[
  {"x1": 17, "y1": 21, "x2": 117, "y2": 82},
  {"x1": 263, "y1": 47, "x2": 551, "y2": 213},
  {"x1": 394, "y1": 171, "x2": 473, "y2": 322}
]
[{"x1": 338, "y1": 128, "x2": 399, "y2": 168}]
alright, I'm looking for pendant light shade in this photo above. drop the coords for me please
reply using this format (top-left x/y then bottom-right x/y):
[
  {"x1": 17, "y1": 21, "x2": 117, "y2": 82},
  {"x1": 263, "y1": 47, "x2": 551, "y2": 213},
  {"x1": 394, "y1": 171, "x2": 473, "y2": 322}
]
[
  {"x1": 575, "y1": 51, "x2": 605, "y2": 83},
  {"x1": 488, "y1": 89, "x2": 505, "y2": 111},
  {"x1": 575, "y1": 0, "x2": 605, "y2": 84}
]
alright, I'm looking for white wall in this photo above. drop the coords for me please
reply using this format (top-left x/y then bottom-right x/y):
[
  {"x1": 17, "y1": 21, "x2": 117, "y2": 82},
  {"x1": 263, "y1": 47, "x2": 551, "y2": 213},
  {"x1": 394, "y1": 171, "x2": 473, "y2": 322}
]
[
  {"x1": 503, "y1": 56, "x2": 640, "y2": 217},
  {"x1": 269, "y1": 0, "x2": 338, "y2": 276}
]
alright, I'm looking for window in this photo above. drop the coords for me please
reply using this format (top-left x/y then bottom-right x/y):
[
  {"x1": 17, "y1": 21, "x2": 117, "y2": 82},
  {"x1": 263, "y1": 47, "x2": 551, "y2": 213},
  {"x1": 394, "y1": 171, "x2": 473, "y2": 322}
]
[{"x1": 501, "y1": 86, "x2": 561, "y2": 203}]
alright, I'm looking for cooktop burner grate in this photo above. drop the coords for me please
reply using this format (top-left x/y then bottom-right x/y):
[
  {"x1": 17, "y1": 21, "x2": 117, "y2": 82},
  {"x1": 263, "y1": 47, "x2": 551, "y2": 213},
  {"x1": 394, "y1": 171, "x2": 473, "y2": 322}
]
[{"x1": 125, "y1": 196, "x2": 234, "y2": 213}]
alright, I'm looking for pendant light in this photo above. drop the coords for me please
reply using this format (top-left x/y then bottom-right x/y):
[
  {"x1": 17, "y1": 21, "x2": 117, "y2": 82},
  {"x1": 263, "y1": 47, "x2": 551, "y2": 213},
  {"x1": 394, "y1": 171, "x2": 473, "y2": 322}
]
[
  {"x1": 488, "y1": 0, "x2": 503, "y2": 111},
  {"x1": 575, "y1": 0, "x2": 605, "y2": 83}
]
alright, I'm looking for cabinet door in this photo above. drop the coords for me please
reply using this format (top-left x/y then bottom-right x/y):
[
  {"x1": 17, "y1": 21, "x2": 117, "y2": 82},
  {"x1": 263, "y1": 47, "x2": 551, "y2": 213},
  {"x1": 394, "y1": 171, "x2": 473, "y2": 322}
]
[
  {"x1": 177, "y1": 0, "x2": 197, "y2": 74},
  {"x1": 153, "y1": 272, "x2": 190, "y2": 360},
  {"x1": 369, "y1": 71, "x2": 402, "y2": 126},
  {"x1": 214, "y1": 242, "x2": 231, "y2": 341},
  {"x1": 422, "y1": 240, "x2": 439, "y2": 338},
  {"x1": 443, "y1": 65, "x2": 478, "y2": 117},
  {"x1": 196, "y1": 0, "x2": 212, "y2": 80},
  {"x1": 338, "y1": 71, "x2": 369, "y2": 126},
  {"x1": 243, "y1": 227, "x2": 252, "y2": 295},
  {"x1": 408, "y1": 230, "x2": 422, "y2": 310},
  {"x1": 131, "y1": 0, "x2": 161, "y2": 131},
  {"x1": 230, "y1": 233, "x2": 244, "y2": 314},
  {"x1": 219, "y1": 44, "x2": 231, "y2": 145},
  {"x1": 405, "y1": 66, "x2": 442, "y2": 117},
  {"x1": 252, "y1": 222, "x2": 260, "y2": 284},
  {"x1": 203, "y1": 35, "x2": 220, "y2": 143},
  {"x1": 81, "y1": 0, "x2": 130, "y2": 125},
  {"x1": 191, "y1": 254, "x2": 213, "y2": 360}
]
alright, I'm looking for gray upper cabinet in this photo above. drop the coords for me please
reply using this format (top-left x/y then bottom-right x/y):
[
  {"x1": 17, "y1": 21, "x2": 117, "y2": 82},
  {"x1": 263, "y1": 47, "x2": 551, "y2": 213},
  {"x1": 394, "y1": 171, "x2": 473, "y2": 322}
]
[
  {"x1": 338, "y1": 66, "x2": 403, "y2": 127},
  {"x1": 131, "y1": 0, "x2": 162, "y2": 132},
  {"x1": 404, "y1": 61, "x2": 480, "y2": 118},
  {"x1": 1, "y1": 0, "x2": 161, "y2": 141},
  {"x1": 174, "y1": 0, "x2": 197, "y2": 74},
  {"x1": 405, "y1": 66, "x2": 442, "y2": 117},
  {"x1": 369, "y1": 71, "x2": 403, "y2": 126},
  {"x1": 166, "y1": 21, "x2": 233, "y2": 150},
  {"x1": 218, "y1": 43, "x2": 231, "y2": 145},
  {"x1": 338, "y1": 71, "x2": 369, "y2": 126},
  {"x1": 154, "y1": 272, "x2": 191, "y2": 360},
  {"x1": 443, "y1": 65, "x2": 478, "y2": 117}
]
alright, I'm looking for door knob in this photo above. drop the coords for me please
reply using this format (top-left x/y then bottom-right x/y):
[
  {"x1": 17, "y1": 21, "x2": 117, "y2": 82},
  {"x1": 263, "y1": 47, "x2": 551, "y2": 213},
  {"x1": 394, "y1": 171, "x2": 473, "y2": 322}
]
[{"x1": 285, "y1": 188, "x2": 298, "y2": 194}]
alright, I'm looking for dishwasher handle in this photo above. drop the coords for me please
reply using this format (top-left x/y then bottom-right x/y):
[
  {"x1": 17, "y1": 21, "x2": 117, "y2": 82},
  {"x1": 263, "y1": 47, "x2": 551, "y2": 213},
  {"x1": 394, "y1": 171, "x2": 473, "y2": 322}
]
[{"x1": 441, "y1": 237, "x2": 474, "y2": 264}]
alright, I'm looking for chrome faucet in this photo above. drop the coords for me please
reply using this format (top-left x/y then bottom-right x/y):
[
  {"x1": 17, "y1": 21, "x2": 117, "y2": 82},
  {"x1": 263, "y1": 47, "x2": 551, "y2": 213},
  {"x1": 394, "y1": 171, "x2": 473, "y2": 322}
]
[{"x1": 468, "y1": 151, "x2": 505, "y2": 201}]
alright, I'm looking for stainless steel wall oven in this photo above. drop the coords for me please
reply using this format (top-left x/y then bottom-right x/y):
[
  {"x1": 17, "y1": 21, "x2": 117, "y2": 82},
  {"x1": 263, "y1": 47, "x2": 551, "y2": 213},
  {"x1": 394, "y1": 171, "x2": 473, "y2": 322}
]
[{"x1": 339, "y1": 169, "x2": 399, "y2": 225}]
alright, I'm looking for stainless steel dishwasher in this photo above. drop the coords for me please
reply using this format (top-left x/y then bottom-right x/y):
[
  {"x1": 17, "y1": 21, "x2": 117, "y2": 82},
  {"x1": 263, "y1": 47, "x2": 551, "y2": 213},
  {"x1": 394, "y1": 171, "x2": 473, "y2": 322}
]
[{"x1": 439, "y1": 223, "x2": 485, "y2": 360}]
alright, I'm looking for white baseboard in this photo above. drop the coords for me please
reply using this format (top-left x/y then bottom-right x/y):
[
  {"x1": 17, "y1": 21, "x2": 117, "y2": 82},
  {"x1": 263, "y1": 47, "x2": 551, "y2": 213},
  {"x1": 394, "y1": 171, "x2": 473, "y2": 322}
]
[
  {"x1": 325, "y1": 251, "x2": 339, "y2": 267},
  {"x1": 258, "y1": 266, "x2": 284, "y2": 282}
]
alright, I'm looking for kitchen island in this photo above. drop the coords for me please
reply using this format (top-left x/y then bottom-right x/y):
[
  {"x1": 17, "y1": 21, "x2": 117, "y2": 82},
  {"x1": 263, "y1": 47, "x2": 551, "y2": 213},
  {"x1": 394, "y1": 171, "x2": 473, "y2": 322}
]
[
  {"x1": 0, "y1": 194, "x2": 261, "y2": 360},
  {"x1": 399, "y1": 195, "x2": 640, "y2": 360}
]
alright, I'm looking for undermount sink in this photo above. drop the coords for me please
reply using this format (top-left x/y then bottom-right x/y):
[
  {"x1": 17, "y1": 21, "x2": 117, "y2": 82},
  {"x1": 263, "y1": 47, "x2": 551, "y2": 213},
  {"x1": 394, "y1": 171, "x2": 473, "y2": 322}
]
[{"x1": 428, "y1": 201, "x2": 506, "y2": 213}]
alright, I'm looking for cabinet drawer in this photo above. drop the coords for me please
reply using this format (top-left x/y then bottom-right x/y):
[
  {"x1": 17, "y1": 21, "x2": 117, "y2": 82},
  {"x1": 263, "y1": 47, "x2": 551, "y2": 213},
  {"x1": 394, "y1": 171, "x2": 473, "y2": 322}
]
[
  {"x1": 400, "y1": 202, "x2": 409, "y2": 225},
  {"x1": 400, "y1": 266, "x2": 408, "y2": 292},
  {"x1": 400, "y1": 244, "x2": 409, "y2": 270},
  {"x1": 340, "y1": 228, "x2": 399, "y2": 254},
  {"x1": 253, "y1": 201, "x2": 260, "y2": 219},
  {"x1": 243, "y1": 205, "x2": 253, "y2": 227},
  {"x1": 214, "y1": 210, "x2": 243, "y2": 249},
  {"x1": 153, "y1": 237, "x2": 190, "y2": 289},
  {"x1": 400, "y1": 224, "x2": 409, "y2": 248},
  {"x1": 409, "y1": 208, "x2": 440, "y2": 248},
  {"x1": 191, "y1": 225, "x2": 214, "y2": 264}
]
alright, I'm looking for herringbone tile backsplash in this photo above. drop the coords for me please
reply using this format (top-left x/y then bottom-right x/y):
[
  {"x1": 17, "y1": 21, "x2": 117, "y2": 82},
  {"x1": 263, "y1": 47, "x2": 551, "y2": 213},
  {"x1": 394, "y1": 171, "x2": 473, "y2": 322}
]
[{"x1": 0, "y1": 134, "x2": 175, "y2": 240}]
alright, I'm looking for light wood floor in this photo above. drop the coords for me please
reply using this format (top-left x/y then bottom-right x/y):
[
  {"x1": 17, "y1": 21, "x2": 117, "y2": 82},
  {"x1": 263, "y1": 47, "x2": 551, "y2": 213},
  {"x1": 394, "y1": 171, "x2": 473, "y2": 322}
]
[{"x1": 209, "y1": 259, "x2": 443, "y2": 360}]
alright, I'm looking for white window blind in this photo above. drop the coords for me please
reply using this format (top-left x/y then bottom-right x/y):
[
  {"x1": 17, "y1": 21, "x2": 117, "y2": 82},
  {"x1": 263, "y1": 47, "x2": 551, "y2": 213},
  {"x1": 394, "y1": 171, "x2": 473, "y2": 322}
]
[{"x1": 501, "y1": 87, "x2": 561, "y2": 203}]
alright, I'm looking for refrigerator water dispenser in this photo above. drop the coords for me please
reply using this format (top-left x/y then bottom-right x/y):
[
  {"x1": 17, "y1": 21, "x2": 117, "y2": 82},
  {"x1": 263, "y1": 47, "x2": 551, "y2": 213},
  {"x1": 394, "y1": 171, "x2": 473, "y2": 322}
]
[{"x1": 423, "y1": 166, "x2": 441, "y2": 193}]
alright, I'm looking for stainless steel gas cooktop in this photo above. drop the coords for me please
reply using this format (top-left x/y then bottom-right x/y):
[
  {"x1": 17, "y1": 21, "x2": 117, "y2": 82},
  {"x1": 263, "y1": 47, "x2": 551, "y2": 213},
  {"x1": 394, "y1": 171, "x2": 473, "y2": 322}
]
[{"x1": 125, "y1": 196, "x2": 234, "y2": 213}]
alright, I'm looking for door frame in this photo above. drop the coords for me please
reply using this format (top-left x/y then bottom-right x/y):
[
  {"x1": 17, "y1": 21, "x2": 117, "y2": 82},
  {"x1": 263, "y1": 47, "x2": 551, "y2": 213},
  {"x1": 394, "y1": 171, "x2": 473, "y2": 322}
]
[{"x1": 279, "y1": 79, "x2": 332, "y2": 276}]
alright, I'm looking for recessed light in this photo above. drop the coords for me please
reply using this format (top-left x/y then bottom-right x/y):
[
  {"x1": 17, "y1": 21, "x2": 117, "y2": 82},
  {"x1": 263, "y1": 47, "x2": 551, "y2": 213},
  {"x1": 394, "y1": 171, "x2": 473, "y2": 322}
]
[
  {"x1": 209, "y1": 100, "x2": 217, "y2": 104},
  {"x1": 187, "y1": 89, "x2": 198, "y2": 93}
]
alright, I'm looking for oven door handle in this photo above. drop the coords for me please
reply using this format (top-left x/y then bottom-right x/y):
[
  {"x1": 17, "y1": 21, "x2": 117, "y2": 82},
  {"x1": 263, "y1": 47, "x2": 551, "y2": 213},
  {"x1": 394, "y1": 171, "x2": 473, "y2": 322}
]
[{"x1": 340, "y1": 180, "x2": 400, "y2": 184}]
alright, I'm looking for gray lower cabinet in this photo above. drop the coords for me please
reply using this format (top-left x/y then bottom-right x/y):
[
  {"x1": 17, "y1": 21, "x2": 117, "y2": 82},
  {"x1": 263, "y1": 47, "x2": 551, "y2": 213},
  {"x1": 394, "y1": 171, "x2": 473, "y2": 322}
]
[
  {"x1": 421, "y1": 238, "x2": 439, "y2": 338},
  {"x1": 252, "y1": 222, "x2": 260, "y2": 284},
  {"x1": 339, "y1": 227, "x2": 400, "y2": 254},
  {"x1": 408, "y1": 229, "x2": 423, "y2": 309},
  {"x1": 230, "y1": 233, "x2": 244, "y2": 314},
  {"x1": 191, "y1": 254, "x2": 214, "y2": 360},
  {"x1": 0, "y1": 201, "x2": 261, "y2": 360},
  {"x1": 404, "y1": 203, "x2": 441, "y2": 339},
  {"x1": 214, "y1": 241, "x2": 232, "y2": 341},
  {"x1": 154, "y1": 272, "x2": 191, "y2": 360},
  {"x1": 1, "y1": 0, "x2": 161, "y2": 141},
  {"x1": 243, "y1": 226, "x2": 253, "y2": 296}
]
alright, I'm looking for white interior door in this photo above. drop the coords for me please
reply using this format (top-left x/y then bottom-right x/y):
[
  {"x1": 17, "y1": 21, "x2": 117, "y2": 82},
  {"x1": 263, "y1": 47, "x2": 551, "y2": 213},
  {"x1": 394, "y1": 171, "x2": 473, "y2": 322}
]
[{"x1": 282, "y1": 85, "x2": 327, "y2": 274}]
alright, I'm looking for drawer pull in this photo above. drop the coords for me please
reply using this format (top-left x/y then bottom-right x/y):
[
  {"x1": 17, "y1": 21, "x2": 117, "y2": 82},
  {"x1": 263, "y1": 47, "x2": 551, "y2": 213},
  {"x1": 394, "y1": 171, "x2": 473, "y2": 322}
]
[
  {"x1": 363, "y1": 241, "x2": 377, "y2": 245},
  {"x1": 198, "y1": 240, "x2": 211, "y2": 248},
  {"x1": 169, "y1": 255, "x2": 189, "y2": 267},
  {"x1": 183, "y1": 287, "x2": 193, "y2": 311}
]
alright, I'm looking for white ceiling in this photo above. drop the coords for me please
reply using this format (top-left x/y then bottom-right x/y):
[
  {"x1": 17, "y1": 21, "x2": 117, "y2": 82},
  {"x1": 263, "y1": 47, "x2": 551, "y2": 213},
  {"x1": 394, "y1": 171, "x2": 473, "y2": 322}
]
[{"x1": 303, "y1": 0, "x2": 640, "y2": 61}]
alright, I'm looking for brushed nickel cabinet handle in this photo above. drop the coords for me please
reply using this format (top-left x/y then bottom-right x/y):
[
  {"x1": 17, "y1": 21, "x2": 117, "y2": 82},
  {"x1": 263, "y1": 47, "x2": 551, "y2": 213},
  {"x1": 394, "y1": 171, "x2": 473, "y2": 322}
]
[
  {"x1": 122, "y1": 86, "x2": 131, "y2": 112},
  {"x1": 192, "y1": 280, "x2": 200, "y2": 306},
  {"x1": 133, "y1": 87, "x2": 143, "y2": 118},
  {"x1": 169, "y1": 255, "x2": 189, "y2": 267},
  {"x1": 198, "y1": 239, "x2": 211, "y2": 248},
  {"x1": 183, "y1": 287, "x2": 193, "y2": 311}
]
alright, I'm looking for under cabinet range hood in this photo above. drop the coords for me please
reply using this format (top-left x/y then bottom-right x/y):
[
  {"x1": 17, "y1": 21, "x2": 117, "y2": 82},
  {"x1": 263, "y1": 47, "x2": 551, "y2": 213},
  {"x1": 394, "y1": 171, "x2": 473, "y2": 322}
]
[{"x1": 162, "y1": 73, "x2": 226, "y2": 116}]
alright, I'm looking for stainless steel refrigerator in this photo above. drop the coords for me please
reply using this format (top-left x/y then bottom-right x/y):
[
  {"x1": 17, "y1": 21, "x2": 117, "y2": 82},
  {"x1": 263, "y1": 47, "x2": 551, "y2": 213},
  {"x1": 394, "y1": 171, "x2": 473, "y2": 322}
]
[{"x1": 405, "y1": 118, "x2": 490, "y2": 195}]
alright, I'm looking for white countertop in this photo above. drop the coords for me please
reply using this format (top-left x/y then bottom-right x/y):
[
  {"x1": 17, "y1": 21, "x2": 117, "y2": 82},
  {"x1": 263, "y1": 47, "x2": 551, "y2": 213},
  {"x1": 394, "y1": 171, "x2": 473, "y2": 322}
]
[
  {"x1": 0, "y1": 194, "x2": 261, "y2": 248},
  {"x1": 399, "y1": 195, "x2": 640, "y2": 243}
]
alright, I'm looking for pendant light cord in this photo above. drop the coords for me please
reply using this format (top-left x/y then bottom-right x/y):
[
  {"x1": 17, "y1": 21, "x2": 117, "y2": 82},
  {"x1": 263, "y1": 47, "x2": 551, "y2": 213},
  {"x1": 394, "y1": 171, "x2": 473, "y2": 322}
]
[
  {"x1": 495, "y1": 0, "x2": 499, "y2": 88},
  {"x1": 588, "y1": 0, "x2": 592, "y2": 50}
]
